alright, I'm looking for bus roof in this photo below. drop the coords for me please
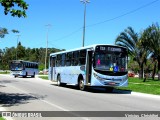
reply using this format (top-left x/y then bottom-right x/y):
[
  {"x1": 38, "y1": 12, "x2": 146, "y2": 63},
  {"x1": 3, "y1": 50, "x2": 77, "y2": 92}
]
[
  {"x1": 50, "y1": 44, "x2": 127, "y2": 56},
  {"x1": 11, "y1": 60, "x2": 38, "y2": 64}
]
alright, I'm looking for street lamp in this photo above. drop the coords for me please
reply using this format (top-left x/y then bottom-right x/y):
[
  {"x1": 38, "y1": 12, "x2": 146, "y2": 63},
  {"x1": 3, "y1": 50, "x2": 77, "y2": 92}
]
[
  {"x1": 16, "y1": 35, "x2": 20, "y2": 60},
  {"x1": 80, "y1": 0, "x2": 90, "y2": 47},
  {"x1": 44, "y1": 24, "x2": 51, "y2": 74}
]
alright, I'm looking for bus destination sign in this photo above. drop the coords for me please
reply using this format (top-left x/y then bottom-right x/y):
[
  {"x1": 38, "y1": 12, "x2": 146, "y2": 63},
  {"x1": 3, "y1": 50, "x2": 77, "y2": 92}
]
[{"x1": 98, "y1": 46, "x2": 122, "y2": 52}]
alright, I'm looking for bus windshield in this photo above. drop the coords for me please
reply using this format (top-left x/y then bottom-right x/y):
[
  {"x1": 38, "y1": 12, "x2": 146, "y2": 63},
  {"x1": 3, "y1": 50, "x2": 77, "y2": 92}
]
[
  {"x1": 10, "y1": 63, "x2": 23, "y2": 71},
  {"x1": 94, "y1": 46, "x2": 127, "y2": 73}
]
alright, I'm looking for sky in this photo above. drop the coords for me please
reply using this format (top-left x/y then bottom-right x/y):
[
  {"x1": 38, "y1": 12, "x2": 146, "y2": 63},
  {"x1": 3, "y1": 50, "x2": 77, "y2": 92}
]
[{"x1": 0, "y1": 0, "x2": 160, "y2": 50}]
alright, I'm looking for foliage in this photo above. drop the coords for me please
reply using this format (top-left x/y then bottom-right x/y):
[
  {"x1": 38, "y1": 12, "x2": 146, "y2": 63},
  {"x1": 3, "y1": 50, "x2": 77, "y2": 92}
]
[
  {"x1": 140, "y1": 23, "x2": 160, "y2": 80},
  {"x1": 0, "y1": 43, "x2": 64, "y2": 70},
  {"x1": 0, "y1": 0, "x2": 28, "y2": 18},
  {"x1": 0, "y1": 27, "x2": 8, "y2": 38},
  {"x1": 0, "y1": 117, "x2": 5, "y2": 120},
  {"x1": 115, "y1": 27, "x2": 139, "y2": 56},
  {"x1": 115, "y1": 27, "x2": 149, "y2": 79},
  {"x1": 0, "y1": 27, "x2": 19, "y2": 38}
]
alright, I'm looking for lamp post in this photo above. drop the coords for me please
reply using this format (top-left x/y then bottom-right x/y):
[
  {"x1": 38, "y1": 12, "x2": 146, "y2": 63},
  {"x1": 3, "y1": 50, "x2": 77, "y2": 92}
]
[
  {"x1": 44, "y1": 24, "x2": 51, "y2": 74},
  {"x1": 80, "y1": 0, "x2": 90, "y2": 47},
  {"x1": 16, "y1": 35, "x2": 20, "y2": 60}
]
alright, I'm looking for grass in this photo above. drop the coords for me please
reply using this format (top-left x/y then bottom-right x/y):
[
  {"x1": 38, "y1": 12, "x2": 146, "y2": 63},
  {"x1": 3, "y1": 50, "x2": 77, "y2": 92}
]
[
  {"x1": 38, "y1": 75, "x2": 48, "y2": 80},
  {"x1": 0, "y1": 71, "x2": 10, "y2": 74},
  {"x1": 0, "y1": 116, "x2": 5, "y2": 120},
  {"x1": 117, "y1": 77, "x2": 160, "y2": 95}
]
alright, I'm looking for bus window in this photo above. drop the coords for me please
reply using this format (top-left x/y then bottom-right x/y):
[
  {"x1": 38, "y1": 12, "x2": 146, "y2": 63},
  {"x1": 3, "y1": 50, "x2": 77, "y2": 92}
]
[
  {"x1": 66, "y1": 52, "x2": 72, "y2": 66},
  {"x1": 72, "y1": 51, "x2": 79, "y2": 66},
  {"x1": 56, "y1": 54, "x2": 61, "y2": 67},
  {"x1": 62, "y1": 53, "x2": 66, "y2": 66},
  {"x1": 79, "y1": 50, "x2": 86, "y2": 65}
]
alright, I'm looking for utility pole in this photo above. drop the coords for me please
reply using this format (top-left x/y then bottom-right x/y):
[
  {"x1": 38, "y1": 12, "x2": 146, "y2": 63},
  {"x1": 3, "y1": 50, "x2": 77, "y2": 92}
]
[
  {"x1": 16, "y1": 35, "x2": 20, "y2": 60},
  {"x1": 80, "y1": 0, "x2": 90, "y2": 47},
  {"x1": 44, "y1": 24, "x2": 51, "y2": 74}
]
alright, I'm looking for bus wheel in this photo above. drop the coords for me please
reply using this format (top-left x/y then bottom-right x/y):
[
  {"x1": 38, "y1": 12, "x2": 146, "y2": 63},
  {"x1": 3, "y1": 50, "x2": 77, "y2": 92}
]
[
  {"x1": 31, "y1": 73, "x2": 35, "y2": 78},
  {"x1": 79, "y1": 79, "x2": 85, "y2": 91},
  {"x1": 24, "y1": 72, "x2": 27, "y2": 78},
  {"x1": 105, "y1": 87, "x2": 114, "y2": 93}
]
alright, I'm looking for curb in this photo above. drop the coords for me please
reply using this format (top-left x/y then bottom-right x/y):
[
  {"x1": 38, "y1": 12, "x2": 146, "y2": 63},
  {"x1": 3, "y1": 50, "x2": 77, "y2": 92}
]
[{"x1": 131, "y1": 92, "x2": 160, "y2": 99}]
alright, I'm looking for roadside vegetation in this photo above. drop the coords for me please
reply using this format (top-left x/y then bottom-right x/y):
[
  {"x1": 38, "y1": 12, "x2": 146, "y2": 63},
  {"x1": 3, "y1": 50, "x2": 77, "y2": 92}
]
[
  {"x1": 39, "y1": 75, "x2": 48, "y2": 80},
  {"x1": 0, "y1": 46, "x2": 64, "y2": 71},
  {"x1": 115, "y1": 23, "x2": 160, "y2": 80},
  {"x1": 117, "y1": 77, "x2": 160, "y2": 95},
  {"x1": 0, "y1": 116, "x2": 5, "y2": 120},
  {"x1": 0, "y1": 71, "x2": 10, "y2": 74}
]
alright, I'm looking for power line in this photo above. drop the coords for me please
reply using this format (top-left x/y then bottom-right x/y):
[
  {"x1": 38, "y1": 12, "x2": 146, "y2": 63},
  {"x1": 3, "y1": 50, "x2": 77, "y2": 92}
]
[
  {"x1": 53, "y1": 27, "x2": 82, "y2": 42},
  {"x1": 53, "y1": 0, "x2": 159, "y2": 42},
  {"x1": 86, "y1": 0, "x2": 159, "y2": 28}
]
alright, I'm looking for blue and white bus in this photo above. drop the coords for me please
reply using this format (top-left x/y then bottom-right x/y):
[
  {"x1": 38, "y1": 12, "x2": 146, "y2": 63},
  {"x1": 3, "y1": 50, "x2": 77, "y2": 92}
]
[
  {"x1": 49, "y1": 44, "x2": 128, "y2": 91},
  {"x1": 10, "y1": 60, "x2": 39, "y2": 78}
]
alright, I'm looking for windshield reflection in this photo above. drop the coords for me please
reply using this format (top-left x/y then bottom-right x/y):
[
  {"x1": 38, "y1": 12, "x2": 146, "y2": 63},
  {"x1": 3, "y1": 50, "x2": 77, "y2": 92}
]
[
  {"x1": 10, "y1": 63, "x2": 23, "y2": 71},
  {"x1": 94, "y1": 52, "x2": 127, "y2": 72}
]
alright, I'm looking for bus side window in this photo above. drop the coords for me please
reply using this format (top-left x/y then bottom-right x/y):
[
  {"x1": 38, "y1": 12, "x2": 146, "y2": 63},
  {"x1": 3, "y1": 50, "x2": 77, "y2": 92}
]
[
  {"x1": 73, "y1": 51, "x2": 79, "y2": 66},
  {"x1": 56, "y1": 54, "x2": 61, "y2": 67},
  {"x1": 66, "y1": 52, "x2": 72, "y2": 66},
  {"x1": 62, "y1": 54, "x2": 66, "y2": 66},
  {"x1": 79, "y1": 50, "x2": 86, "y2": 65}
]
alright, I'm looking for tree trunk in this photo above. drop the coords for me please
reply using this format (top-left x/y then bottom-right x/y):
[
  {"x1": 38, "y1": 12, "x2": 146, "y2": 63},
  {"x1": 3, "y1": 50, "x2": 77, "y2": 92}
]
[
  {"x1": 139, "y1": 64, "x2": 144, "y2": 79},
  {"x1": 152, "y1": 61, "x2": 157, "y2": 80},
  {"x1": 158, "y1": 57, "x2": 160, "y2": 80}
]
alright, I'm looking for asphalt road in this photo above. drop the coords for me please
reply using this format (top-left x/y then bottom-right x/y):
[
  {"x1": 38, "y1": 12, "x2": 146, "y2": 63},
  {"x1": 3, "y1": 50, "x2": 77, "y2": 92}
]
[{"x1": 0, "y1": 74, "x2": 160, "y2": 120}]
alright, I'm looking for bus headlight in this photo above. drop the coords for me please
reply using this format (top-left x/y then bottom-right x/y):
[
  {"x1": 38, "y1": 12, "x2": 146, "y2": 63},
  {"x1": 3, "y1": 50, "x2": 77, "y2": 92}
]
[
  {"x1": 93, "y1": 73, "x2": 104, "y2": 80},
  {"x1": 123, "y1": 75, "x2": 128, "y2": 81}
]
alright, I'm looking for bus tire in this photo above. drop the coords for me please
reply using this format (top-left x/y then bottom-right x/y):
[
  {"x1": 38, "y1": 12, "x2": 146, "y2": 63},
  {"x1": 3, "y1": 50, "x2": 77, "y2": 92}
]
[
  {"x1": 79, "y1": 79, "x2": 86, "y2": 91},
  {"x1": 105, "y1": 87, "x2": 114, "y2": 93},
  {"x1": 31, "y1": 73, "x2": 35, "y2": 78},
  {"x1": 24, "y1": 72, "x2": 28, "y2": 78}
]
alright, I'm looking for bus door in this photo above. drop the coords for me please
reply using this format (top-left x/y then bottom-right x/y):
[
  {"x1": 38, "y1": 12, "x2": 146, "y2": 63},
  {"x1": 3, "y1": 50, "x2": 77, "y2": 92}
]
[
  {"x1": 86, "y1": 49, "x2": 93, "y2": 85},
  {"x1": 50, "y1": 56, "x2": 56, "y2": 81}
]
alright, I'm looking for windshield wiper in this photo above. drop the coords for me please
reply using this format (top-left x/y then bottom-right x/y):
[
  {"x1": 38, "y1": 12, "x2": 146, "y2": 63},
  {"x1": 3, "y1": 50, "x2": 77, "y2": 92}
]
[{"x1": 94, "y1": 68, "x2": 109, "y2": 71}]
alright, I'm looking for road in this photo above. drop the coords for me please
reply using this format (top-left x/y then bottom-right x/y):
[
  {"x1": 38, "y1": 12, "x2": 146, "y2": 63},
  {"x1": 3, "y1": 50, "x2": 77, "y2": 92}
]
[{"x1": 0, "y1": 74, "x2": 160, "y2": 120}]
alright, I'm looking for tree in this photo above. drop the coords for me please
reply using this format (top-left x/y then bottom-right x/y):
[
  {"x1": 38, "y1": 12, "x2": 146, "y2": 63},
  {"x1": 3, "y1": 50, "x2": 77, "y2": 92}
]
[
  {"x1": 0, "y1": 0, "x2": 28, "y2": 18},
  {"x1": 17, "y1": 42, "x2": 25, "y2": 60},
  {"x1": 141, "y1": 23, "x2": 160, "y2": 80},
  {"x1": 0, "y1": 27, "x2": 19, "y2": 38},
  {"x1": 0, "y1": 27, "x2": 8, "y2": 38},
  {"x1": 115, "y1": 27, "x2": 149, "y2": 79}
]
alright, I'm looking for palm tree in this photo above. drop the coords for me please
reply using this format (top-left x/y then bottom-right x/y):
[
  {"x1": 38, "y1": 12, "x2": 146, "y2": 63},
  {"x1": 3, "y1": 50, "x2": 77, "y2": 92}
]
[
  {"x1": 140, "y1": 23, "x2": 160, "y2": 80},
  {"x1": 0, "y1": 28, "x2": 8, "y2": 38},
  {"x1": 115, "y1": 27, "x2": 149, "y2": 79},
  {"x1": 0, "y1": 27, "x2": 19, "y2": 39}
]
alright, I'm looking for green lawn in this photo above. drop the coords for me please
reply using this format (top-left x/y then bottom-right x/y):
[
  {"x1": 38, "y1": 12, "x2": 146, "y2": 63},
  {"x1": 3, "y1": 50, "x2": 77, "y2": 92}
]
[
  {"x1": 0, "y1": 71, "x2": 10, "y2": 74},
  {"x1": 117, "y1": 77, "x2": 160, "y2": 95},
  {"x1": 0, "y1": 116, "x2": 5, "y2": 120},
  {"x1": 38, "y1": 75, "x2": 48, "y2": 80}
]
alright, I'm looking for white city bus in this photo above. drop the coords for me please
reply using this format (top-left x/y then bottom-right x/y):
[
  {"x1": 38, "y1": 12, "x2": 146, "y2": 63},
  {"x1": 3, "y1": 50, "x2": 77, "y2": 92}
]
[
  {"x1": 10, "y1": 60, "x2": 39, "y2": 78},
  {"x1": 49, "y1": 44, "x2": 128, "y2": 91}
]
